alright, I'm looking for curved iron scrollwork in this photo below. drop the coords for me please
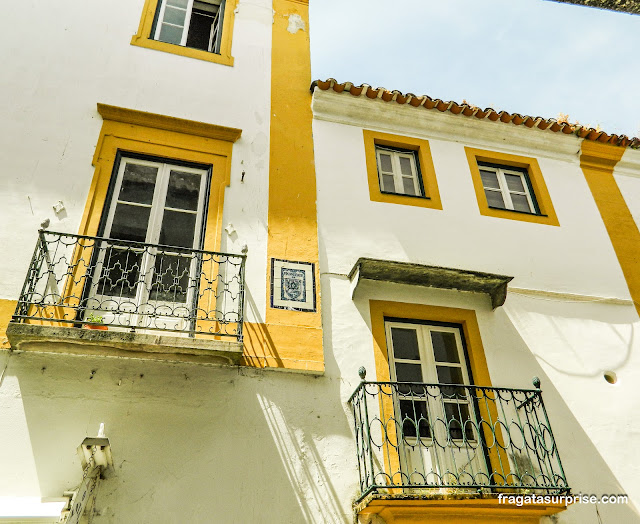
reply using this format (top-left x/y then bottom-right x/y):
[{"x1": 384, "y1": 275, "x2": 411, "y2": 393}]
[
  {"x1": 349, "y1": 375, "x2": 569, "y2": 502},
  {"x1": 14, "y1": 230, "x2": 246, "y2": 340}
]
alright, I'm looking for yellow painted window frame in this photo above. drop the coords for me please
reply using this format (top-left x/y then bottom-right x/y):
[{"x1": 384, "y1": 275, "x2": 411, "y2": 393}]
[
  {"x1": 131, "y1": 0, "x2": 237, "y2": 66},
  {"x1": 363, "y1": 130, "x2": 442, "y2": 210},
  {"x1": 465, "y1": 147, "x2": 559, "y2": 226},
  {"x1": 82, "y1": 103, "x2": 241, "y2": 251},
  {"x1": 367, "y1": 300, "x2": 510, "y2": 491}
]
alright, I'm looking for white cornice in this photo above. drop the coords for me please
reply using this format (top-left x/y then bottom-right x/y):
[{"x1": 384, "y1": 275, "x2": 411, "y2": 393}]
[{"x1": 312, "y1": 90, "x2": 583, "y2": 164}]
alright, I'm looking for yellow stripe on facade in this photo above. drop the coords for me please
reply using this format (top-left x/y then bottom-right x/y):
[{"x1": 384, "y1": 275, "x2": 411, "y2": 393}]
[
  {"x1": 259, "y1": 0, "x2": 323, "y2": 372},
  {"x1": 580, "y1": 141, "x2": 640, "y2": 316},
  {"x1": 0, "y1": 299, "x2": 17, "y2": 349}
]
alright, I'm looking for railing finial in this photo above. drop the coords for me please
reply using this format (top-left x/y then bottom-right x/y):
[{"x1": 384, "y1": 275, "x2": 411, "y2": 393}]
[
  {"x1": 532, "y1": 376, "x2": 541, "y2": 389},
  {"x1": 358, "y1": 366, "x2": 366, "y2": 381}
]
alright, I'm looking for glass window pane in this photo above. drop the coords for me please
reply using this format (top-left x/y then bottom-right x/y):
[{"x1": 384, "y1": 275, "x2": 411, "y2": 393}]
[
  {"x1": 149, "y1": 254, "x2": 191, "y2": 303},
  {"x1": 395, "y1": 362, "x2": 423, "y2": 383},
  {"x1": 381, "y1": 174, "x2": 395, "y2": 193},
  {"x1": 110, "y1": 203, "x2": 151, "y2": 242},
  {"x1": 436, "y1": 365, "x2": 464, "y2": 385},
  {"x1": 399, "y1": 156, "x2": 413, "y2": 176},
  {"x1": 391, "y1": 327, "x2": 420, "y2": 360},
  {"x1": 480, "y1": 170, "x2": 500, "y2": 189},
  {"x1": 159, "y1": 210, "x2": 197, "y2": 248},
  {"x1": 402, "y1": 176, "x2": 416, "y2": 195},
  {"x1": 431, "y1": 331, "x2": 460, "y2": 363},
  {"x1": 505, "y1": 173, "x2": 526, "y2": 192},
  {"x1": 165, "y1": 170, "x2": 201, "y2": 210},
  {"x1": 444, "y1": 402, "x2": 474, "y2": 441},
  {"x1": 158, "y1": 23, "x2": 184, "y2": 45},
  {"x1": 484, "y1": 189, "x2": 505, "y2": 209},
  {"x1": 167, "y1": 0, "x2": 189, "y2": 8},
  {"x1": 118, "y1": 163, "x2": 158, "y2": 205},
  {"x1": 511, "y1": 193, "x2": 532, "y2": 213},
  {"x1": 399, "y1": 399, "x2": 430, "y2": 439},
  {"x1": 163, "y1": 5, "x2": 188, "y2": 26},
  {"x1": 378, "y1": 153, "x2": 393, "y2": 172},
  {"x1": 98, "y1": 247, "x2": 142, "y2": 298}
]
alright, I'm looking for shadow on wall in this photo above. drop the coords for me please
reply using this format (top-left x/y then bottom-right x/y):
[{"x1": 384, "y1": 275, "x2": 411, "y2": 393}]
[
  {"x1": 9, "y1": 349, "x2": 354, "y2": 523},
  {"x1": 499, "y1": 295, "x2": 640, "y2": 524}
]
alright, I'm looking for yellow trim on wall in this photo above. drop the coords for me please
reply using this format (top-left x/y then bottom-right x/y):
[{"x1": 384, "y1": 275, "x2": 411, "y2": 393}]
[
  {"x1": 580, "y1": 142, "x2": 640, "y2": 317},
  {"x1": 261, "y1": 0, "x2": 323, "y2": 372},
  {"x1": 131, "y1": 0, "x2": 237, "y2": 66},
  {"x1": 0, "y1": 299, "x2": 17, "y2": 349},
  {"x1": 465, "y1": 147, "x2": 559, "y2": 226},
  {"x1": 363, "y1": 130, "x2": 442, "y2": 209}
]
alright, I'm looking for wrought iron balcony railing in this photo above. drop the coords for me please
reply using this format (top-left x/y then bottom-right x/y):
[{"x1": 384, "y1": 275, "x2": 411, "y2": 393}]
[
  {"x1": 348, "y1": 368, "x2": 569, "y2": 502},
  {"x1": 13, "y1": 230, "x2": 246, "y2": 340}
]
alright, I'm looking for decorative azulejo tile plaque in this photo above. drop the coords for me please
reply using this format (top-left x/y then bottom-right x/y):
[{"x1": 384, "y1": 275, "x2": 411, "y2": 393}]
[{"x1": 271, "y1": 258, "x2": 316, "y2": 312}]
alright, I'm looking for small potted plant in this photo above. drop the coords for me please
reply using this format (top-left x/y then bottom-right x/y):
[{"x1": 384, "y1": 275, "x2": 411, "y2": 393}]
[{"x1": 84, "y1": 313, "x2": 108, "y2": 330}]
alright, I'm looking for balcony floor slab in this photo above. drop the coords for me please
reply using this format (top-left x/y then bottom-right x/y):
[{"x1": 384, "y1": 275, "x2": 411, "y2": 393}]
[
  {"x1": 5, "y1": 322, "x2": 243, "y2": 366},
  {"x1": 356, "y1": 492, "x2": 568, "y2": 524},
  {"x1": 355, "y1": 493, "x2": 566, "y2": 524}
]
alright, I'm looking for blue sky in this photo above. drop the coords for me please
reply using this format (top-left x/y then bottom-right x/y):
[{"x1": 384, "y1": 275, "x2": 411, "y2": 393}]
[{"x1": 309, "y1": 0, "x2": 640, "y2": 138}]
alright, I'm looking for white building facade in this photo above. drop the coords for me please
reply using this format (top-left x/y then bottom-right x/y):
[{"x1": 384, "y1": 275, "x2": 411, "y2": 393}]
[{"x1": 0, "y1": 0, "x2": 639, "y2": 523}]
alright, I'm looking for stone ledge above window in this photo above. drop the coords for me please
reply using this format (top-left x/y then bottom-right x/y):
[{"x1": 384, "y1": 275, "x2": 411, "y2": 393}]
[
  {"x1": 6, "y1": 323, "x2": 243, "y2": 366},
  {"x1": 348, "y1": 258, "x2": 513, "y2": 309}
]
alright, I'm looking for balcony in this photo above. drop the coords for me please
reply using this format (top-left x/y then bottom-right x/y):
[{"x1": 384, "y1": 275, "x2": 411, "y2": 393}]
[
  {"x1": 7, "y1": 231, "x2": 246, "y2": 365},
  {"x1": 349, "y1": 369, "x2": 569, "y2": 522}
]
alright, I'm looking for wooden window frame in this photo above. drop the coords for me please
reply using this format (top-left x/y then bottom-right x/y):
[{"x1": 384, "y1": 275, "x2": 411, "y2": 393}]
[
  {"x1": 363, "y1": 130, "x2": 442, "y2": 210},
  {"x1": 131, "y1": 0, "x2": 236, "y2": 66},
  {"x1": 465, "y1": 147, "x2": 559, "y2": 226},
  {"x1": 375, "y1": 145, "x2": 424, "y2": 197},
  {"x1": 478, "y1": 162, "x2": 539, "y2": 214}
]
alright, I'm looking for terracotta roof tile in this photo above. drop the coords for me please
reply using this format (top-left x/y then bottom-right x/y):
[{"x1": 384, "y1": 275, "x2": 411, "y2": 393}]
[{"x1": 311, "y1": 79, "x2": 640, "y2": 150}]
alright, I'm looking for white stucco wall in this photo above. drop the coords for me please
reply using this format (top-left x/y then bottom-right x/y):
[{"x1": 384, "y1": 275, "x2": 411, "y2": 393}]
[
  {"x1": 0, "y1": 0, "x2": 273, "y2": 322},
  {"x1": 0, "y1": 349, "x2": 360, "y2": 523}
]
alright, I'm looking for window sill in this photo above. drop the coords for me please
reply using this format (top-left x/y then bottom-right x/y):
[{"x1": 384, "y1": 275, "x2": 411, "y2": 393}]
[
  {"x1": 487, "y1": 206, "x2": 548, "y2": 218},
  {"x1": 130, "y1": 36, "x2": 234, "y2": 66},
  {"x1": 6, "y1": 322, "x2": 243, "y2": 366},
  {"x1": 379, "y1": 191, "x2": 430, "y2": 201}
]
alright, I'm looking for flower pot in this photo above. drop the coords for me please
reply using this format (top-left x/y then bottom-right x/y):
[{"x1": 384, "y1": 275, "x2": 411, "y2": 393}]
[{"x1": 84, "y1": 324, "x2": 108, "y2": 331}]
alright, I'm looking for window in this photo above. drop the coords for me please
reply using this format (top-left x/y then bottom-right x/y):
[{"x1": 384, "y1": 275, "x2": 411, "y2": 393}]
[
  {"x1": 96, "y1": 157, "x2": 208, "y2": 293},
  {"x1": 385, "y1": 319, "x2": 488, "y2": 484},
  {"x1": 376, "y1": 146, "x2": 423, "y2": 197},
  {"x1": 131, "y1": 0, "x2": 236, "y2": 66},
  {"x1": 386, "y1": 321, "x2": 476, "y2": 441},
  {"x1": 479, "y1": 163, "x2": 537, "y2": 214},
  {"x1": 465, "y1": 147, "x2": 559, "y2": 226},
  {"x1": 153, "y1": 0, "x2": 225, "y2": 54},
  {"x1": 363, "y1": 130, "x2": 442, "y2": 210}
]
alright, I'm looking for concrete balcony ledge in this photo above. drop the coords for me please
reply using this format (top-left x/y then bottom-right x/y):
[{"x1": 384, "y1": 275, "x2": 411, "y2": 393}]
[
  {"x1": 5, "y1": 322, "x2": 243, "y2": 366},
  {"x1": 356, "y1": 492, "x2": 567, "y2": 524}
]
